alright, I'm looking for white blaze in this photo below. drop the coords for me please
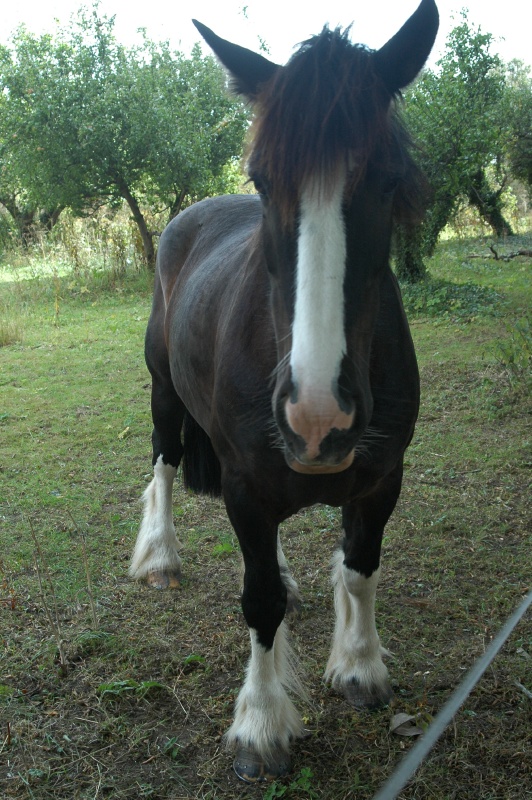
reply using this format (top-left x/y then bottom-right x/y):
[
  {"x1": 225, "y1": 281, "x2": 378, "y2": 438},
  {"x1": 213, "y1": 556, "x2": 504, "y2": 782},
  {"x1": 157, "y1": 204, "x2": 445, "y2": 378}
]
[{"x1": 291, "y1": 170, "x2": 347, "y2": 410}]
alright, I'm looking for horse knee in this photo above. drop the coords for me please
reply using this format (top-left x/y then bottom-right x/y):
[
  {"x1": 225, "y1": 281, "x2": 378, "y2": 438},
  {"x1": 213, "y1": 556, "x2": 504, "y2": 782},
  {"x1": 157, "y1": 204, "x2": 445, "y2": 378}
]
[{"x1": 241, "y1": 582, "x2": 287, "y2": 649}]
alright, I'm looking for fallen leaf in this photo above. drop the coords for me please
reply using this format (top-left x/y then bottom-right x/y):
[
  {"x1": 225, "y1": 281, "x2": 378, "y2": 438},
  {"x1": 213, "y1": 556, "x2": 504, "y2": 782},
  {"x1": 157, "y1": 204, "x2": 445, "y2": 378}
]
[{"x1": 390, "y1": 713, "x2": 424, "y2": 737}]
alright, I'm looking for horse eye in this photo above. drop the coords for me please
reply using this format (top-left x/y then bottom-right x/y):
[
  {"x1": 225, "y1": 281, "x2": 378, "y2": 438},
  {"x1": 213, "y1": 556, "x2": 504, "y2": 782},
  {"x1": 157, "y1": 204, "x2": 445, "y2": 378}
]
[
  {"x1": 251, "y1": 176, "x2": 269, "y2": 198},
  {"x1": 383, "y1": 176, "x2": 401, "y2": 196}
]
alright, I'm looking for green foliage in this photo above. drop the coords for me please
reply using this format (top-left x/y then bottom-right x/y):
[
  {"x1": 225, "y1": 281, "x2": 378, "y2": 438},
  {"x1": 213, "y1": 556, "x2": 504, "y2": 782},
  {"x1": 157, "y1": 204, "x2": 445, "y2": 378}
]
[
  {"x1": 212, "y1": 533, "x2": 236, "y2": 557},
  {"x1": 162, "y1": 736, "x2": 184, "y2": 761},
  {"x1": 492, "y1": 316, "x2": 532, "y2": 392},
  {"x1": 0, "y1": 318, "x2": 22, "y2": 346},
  {"x1": 397, "y1": 13, "x2": 522, "y2": 281},
  {"x1": 182, "y1": 654, "x2": 206, "y2": 669},
  {"x1": 401, "y1": 278, "x2": 501, "y2": 320},
  {"x1": 264, "y1": 767, "x2": 319, "y2": 799},
  {"x1": 0, "y1": 8, "x2": 249, "y2": 261},
  {"x1": 504, "y1": 61, "x2": 532, "y2": 192},
  {"x1": 97, "y1": 678, "x2": 166, "y2": 701},
  {"x1": 72, "y1": 630, "x2": 116, "y2": 656}
]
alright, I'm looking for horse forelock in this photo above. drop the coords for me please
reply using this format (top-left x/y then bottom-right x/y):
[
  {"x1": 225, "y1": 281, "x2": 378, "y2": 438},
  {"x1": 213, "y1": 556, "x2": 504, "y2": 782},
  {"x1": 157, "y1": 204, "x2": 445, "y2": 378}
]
[{"x1": 248, "y1": 27, "x2": 417, "y2": 226}]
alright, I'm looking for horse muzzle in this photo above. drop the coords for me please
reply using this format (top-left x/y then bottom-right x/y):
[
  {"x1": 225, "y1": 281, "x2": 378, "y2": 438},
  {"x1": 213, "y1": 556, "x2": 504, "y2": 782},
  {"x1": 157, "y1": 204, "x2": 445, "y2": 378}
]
[
  {"x1": 279, "y1": 396, "x2": 357, "y2": 474},
  {"x1": 286, "y1": 449, "x2": 355, "y2": 474}
]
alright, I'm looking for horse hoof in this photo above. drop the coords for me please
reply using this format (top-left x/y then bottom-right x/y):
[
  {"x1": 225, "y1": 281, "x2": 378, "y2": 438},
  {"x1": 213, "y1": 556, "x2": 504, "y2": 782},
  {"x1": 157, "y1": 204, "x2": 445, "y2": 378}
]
[
  {"x1": 233, "y1": 746, "x2": 291, "y2": 783},
  {"x1": 146, "y1": 569, "x2": 181, "y2": 589},
  {"x1": 343, "y1": 678, "x2": 393, "y2": 710},
  {"x1": 286, "y1": 594, "x2": 302, "y2": 616}
]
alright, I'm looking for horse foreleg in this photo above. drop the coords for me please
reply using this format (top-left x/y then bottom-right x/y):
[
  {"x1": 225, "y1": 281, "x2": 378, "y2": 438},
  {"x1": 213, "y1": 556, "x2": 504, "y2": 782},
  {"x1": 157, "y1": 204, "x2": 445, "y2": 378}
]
[
  {"x1": 238, "y1": 537, "x2": 301, "y2": 615},
  {"x1": 325, "y1": 471, "x2": 403, "y2": 708},
  {"x1": 227, "y1": 622, "x2": 304, "y2": 782},
  {"x1": 224, "y1": 492, "x2": 305, "y2": 781},
  {"x1": 325, "y1": 549, "x2": 391, "y2": 707}
]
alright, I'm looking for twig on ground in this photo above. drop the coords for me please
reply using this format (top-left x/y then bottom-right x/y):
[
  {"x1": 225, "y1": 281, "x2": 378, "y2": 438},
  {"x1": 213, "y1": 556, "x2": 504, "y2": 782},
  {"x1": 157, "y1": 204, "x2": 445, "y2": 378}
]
[
  {"x1": 468, "y1": 248, "x2": 532, "y2": 261},
  {"x1": 29, "y1": 519, "x2": 68, "y2": 676},
  {"x1": 68, "y1": 512, "x2": 98, "y2": 629},
  {"x1": 514, "y1": 681, "x2": 532, "y2": 700}
]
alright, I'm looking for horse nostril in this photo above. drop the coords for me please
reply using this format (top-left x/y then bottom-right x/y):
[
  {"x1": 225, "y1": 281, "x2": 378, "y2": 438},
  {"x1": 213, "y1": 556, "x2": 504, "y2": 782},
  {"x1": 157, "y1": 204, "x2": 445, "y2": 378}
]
[
  {"x1": 336, "y1": 389, "x2": 356, "y2": 419},
  {"x1": 276, "y1": 376, "x2": 297, "y2": 408}
]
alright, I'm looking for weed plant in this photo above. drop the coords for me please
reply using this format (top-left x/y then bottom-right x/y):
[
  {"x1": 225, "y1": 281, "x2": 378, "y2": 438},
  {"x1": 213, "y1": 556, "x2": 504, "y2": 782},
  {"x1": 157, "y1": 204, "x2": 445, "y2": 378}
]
[{"x1": 493, "y1": 316, "x2": 532, "y2": 393}]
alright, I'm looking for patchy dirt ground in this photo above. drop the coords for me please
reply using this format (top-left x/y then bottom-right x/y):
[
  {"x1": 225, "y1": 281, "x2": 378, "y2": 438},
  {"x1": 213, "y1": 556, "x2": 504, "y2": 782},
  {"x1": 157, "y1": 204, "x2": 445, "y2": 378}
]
[
  {"x1": 2, "y1": 362, "x2": 530, "y2": 799},
  {"x1": 1, "y1": 251, "x2": 531, "y2": 799}
]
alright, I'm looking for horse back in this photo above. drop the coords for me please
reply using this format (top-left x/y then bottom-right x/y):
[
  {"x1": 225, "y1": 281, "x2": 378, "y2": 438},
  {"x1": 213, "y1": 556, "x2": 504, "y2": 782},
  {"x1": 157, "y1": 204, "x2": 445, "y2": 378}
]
[{"x1": 155, "y1": 195, "x2": 263, "y2": 309}]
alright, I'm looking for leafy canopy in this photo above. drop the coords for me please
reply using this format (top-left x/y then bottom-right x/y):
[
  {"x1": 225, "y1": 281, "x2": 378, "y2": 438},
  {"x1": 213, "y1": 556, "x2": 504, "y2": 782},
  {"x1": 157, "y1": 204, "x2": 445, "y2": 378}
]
[{"x1": 0, "y1": 6, "x2": 249, "y2": 258}]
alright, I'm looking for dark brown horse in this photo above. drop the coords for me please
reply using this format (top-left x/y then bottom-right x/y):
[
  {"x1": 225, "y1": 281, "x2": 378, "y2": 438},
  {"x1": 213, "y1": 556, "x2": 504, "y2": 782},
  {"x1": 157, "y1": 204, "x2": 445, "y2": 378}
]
[{"x1": 130, "y1": 0, "x2": 439, "y2": 782}]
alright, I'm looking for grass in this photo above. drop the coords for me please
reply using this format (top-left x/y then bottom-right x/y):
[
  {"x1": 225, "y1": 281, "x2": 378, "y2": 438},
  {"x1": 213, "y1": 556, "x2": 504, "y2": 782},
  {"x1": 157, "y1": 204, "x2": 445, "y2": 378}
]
[{"x1": 1, "y1": 226, "x2": 531, "y2": 799}]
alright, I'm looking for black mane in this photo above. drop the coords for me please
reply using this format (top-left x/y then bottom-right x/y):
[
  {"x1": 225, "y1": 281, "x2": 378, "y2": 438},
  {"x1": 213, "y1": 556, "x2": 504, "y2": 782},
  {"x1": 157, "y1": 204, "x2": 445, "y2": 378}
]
[{"x1": 248, "y1": 27, "x2": 425, "y2": 225}]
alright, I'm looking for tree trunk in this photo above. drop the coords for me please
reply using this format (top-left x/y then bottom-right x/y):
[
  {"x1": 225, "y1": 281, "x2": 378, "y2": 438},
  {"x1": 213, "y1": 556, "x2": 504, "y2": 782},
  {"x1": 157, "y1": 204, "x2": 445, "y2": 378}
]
[
  {"x1": 118, "y1": 182, "x2": 156, "y2": 268},
  {"x1": 39, "y1": 207, "x2": 63, "y2": 232},
  {"x1": 168, "y1": 187, "x2": 187, "y2": 221},
  {"x1": 394, "y1": 224, "x2": 427, "y2": 283},
  {"x1": 468, "y1": 169, "x2": 513, "y2": 237},
  {"x1": 0, "y1": 196, "x2": 38, "y2": 246}
]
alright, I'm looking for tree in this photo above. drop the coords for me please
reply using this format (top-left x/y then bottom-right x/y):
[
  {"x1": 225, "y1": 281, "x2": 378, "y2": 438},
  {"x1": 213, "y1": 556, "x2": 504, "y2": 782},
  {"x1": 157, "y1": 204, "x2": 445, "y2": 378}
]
[
  {"x1": 396, "y1": 15, "x2": 513, "y2": 281},
  {"x1": 0, "y1": 37, "x2": 70, "y2": 243},
  {"x1": 0, "y1": 8, "x2": 249, "y2": 263},
  {"x1": 504, "y1": 61, "x2": 532, "y2": 193}
]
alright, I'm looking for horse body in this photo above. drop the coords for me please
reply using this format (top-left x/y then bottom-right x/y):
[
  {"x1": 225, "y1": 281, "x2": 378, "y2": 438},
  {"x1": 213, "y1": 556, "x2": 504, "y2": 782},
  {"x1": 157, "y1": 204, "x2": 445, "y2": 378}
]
[
  {"x1": 152, "y1": 192, "x2": 417, "y2": 508},
  {"x1": 131, "y1": 0, "x2": 438, "y2": 782}
]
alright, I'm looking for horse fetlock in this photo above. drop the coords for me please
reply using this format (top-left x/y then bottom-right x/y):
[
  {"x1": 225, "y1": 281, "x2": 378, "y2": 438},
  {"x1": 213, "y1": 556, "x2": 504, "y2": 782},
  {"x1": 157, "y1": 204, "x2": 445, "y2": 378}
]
[
  {"x1": 225, "y1": 680, "x2": 304, "y2": 767},
  {"x1": 131, "y1": 465, "x2": 182, "y2": 583},
  {"x1": 129, "y1": 525, "x2": 183, "y2": 583},
  {"x1": 325, "y1": 645, "x2": 392, "y2": 709}
]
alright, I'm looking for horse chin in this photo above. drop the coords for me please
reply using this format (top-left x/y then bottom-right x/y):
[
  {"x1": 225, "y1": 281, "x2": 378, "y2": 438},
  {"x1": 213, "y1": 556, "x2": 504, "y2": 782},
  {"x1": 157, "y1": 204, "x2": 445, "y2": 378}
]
[{"x1": 287, "y1": 450, "x2": 355, "y2": 475}]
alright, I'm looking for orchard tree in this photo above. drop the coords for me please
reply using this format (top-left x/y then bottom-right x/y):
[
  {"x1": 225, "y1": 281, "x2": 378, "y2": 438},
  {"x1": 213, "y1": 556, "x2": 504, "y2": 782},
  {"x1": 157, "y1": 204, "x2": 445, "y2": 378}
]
[
  {"x1": 504, "y1": 61, "x2": 532, "y2": 193},
  {"x1": 0, "y1": 8, "x2": 249, "y2": 263},
  {"x1": 136, "y1": 38, "x2": 248, "y2": 220},
  {"x1": 396, "y1": 15, "x2": 513, "y2": 281},
  {"x1": 0, "y1": 36, "x2": 72, "y2": 242}
]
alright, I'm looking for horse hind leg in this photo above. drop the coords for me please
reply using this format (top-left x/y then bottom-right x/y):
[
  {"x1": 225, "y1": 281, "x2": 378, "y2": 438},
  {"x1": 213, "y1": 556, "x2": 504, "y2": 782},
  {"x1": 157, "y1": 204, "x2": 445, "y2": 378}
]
[
  {"x1": 278, "y1": 538, "x2": 302, "y2": 615},
  {"x1": 130, "y1": 338, "x2": 185, "y2": 589},
  {"x1": 130, "y1": 454, "x2": 183, "y2": 588}
]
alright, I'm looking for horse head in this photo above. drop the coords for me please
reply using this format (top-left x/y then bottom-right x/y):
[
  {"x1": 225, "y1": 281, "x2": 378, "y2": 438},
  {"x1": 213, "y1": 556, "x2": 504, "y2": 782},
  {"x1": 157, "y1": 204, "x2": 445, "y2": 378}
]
[{"x1": 194, "y1": 0, "x2": 438, "y2": 474}]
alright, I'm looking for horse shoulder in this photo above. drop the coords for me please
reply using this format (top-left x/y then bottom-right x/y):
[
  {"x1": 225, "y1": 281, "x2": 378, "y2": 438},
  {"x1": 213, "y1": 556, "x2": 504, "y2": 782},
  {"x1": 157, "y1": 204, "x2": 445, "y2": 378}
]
[{"x1": 157, "y1": 195, "x2": 261, "y2": 296}]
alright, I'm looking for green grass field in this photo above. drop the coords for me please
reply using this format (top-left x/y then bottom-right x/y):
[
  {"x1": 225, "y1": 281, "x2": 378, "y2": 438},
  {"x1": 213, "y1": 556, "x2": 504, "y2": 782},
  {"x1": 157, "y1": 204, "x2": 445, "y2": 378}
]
[{"x1": 1, "y1": 229, "x2": 530, "y2": 799}]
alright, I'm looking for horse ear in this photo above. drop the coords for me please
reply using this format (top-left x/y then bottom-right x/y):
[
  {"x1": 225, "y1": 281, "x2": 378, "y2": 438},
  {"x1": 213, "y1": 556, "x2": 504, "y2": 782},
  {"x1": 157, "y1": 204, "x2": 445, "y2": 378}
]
[
  {"x1": 373, "y1": 0, "x2": 439, "y2": 92},
  {"x1": 192, "y1": 20, "x2": 279, "y2": 100}
]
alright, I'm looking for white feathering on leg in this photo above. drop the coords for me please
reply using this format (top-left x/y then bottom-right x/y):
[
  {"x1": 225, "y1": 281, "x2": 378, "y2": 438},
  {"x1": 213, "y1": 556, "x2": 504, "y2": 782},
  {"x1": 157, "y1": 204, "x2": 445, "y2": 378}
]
[
  {"x1": 325, "y1": 549, "x2": 390, "y2": 693},
  {"x1": 129, "y1": 456, "x2": 182, "y2": 579},
  {"x1": 225, "y1": 623, "x2": 306, "y2": 759}
]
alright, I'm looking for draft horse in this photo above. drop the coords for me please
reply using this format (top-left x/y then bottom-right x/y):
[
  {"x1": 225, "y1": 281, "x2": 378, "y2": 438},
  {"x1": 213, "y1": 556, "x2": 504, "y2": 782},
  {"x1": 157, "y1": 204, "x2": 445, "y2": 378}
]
[{"x1": 130, "y1": 0, "x2": 439, "y2": 782}]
